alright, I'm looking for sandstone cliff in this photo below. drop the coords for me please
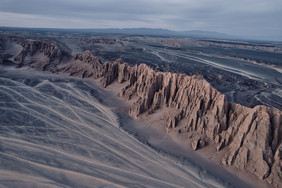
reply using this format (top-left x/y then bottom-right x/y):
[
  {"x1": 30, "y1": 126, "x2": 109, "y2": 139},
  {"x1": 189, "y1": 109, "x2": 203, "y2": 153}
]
[{"x1": 13, "y1": 43, "x2": 282, "y2": 188}]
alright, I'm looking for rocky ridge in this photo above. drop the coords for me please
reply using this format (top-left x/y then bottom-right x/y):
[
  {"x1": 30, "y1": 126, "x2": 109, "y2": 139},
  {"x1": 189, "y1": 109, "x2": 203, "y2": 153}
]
[
  {"x1": 12, "y1": 41, "x2": 282, "y2": 188},
  {"x1": 62, "y1": 51, "x2": 282, "y2": 188},
  {"x1": 14, "y1": 39, "x2": 70, "y2": 70}
]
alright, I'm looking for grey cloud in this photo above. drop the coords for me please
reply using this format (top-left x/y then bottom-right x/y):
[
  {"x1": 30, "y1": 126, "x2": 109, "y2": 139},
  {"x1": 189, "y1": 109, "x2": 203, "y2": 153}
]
[{"x1": 0, "y1": 0, "x2": 282, "y2": 40}]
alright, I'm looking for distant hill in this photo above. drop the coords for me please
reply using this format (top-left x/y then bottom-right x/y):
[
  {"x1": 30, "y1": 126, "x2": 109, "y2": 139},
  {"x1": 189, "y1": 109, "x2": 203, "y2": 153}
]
[
  {"x1": 0, "y1": 26, "x2": 234, "y2": 39},
  {"x1": 178, "y1": 30, "x2": 230, "y2": 38},
  {"x1": 80, "y1": 28, "x2": 231, "y2": 39}
]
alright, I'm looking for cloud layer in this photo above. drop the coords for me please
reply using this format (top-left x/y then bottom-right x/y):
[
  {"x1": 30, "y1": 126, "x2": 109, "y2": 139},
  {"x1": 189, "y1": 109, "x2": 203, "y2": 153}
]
[{"x1": 1, "y1": 0, "x2": 282, "y2": 40}]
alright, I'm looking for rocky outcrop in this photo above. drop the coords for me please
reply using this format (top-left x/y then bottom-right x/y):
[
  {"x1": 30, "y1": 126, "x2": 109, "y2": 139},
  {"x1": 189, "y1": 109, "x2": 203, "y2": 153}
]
[
  {"x1": 14, "y1": 39, "x2": 70, "y2": 70},
  {"x1": 267, "y1": 143, "x2": 282, "y2": 187},
  {"x1": 220, "y1": 105, "x2": 281, "y2": 180},
  {"x1": 191, "y1": 135, "x2": 206, "y2": 151},
  {"x1": 60, "y1": 50, "x2": 104, "y2": 78},
  {"x1": 61, "y1": 51, "x2": 137, "y2": 88},
  {"x1": 12, "y1": 45, "x2": 282, "y2": 188}
]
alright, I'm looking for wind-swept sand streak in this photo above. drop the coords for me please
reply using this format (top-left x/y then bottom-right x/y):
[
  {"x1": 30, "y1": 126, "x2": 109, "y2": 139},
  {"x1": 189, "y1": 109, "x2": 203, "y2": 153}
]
[
  {"x1": 1, "y1": 140, "x2": 202, "y2": 188},
  {"x1": 1, "y1": 80, "x2": 185, "y2": 166}
]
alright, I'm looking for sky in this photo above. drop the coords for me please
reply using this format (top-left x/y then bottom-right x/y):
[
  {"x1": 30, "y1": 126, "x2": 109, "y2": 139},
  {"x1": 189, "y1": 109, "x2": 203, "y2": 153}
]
[{"x1": 0, "y1": 0, "x2": 282, "y2": 40}]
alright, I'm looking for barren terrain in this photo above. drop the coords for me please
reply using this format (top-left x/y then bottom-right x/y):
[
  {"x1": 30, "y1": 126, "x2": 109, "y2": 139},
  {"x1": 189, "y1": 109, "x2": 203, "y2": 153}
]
[{"x1": 0, "y1": 28, "x2": 281, "y2": 187}]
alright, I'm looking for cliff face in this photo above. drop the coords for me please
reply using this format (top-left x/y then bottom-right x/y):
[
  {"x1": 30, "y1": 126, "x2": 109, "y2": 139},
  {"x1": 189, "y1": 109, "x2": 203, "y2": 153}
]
[
  {"x1": 14, "y1": 39, "x2": 70, "y2": 70},
  {"x1": 60, "y1": 51, "x2": 281, "y2": 187},
  {"x1": 13, "y1": 43, "x2": 282, "y2": 188}
]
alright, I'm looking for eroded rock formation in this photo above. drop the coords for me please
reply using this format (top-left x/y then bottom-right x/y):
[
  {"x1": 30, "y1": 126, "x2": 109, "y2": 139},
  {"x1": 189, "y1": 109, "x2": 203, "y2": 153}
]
[
  {"x1": 62, "y1": 51, "x2": 281, "y2": 187},
  {"x1": 14, "y1": 39, "x2": 70, "y2": 70},
  {"x1": 13, "y1": 42, "x2": 282, "y2": 188}
]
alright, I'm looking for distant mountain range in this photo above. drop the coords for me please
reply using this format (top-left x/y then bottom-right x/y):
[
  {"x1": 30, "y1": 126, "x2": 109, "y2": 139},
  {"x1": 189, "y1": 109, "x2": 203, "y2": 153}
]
[
  {"x1": 0, "y1": 27, "x2": 236, "y2": 39},
  {"x1": 2, "y1": 26, "x2": 282, "y2": 41},
  {"x1": 83, "y1": 28, "x2": 232, "y2": 39}
]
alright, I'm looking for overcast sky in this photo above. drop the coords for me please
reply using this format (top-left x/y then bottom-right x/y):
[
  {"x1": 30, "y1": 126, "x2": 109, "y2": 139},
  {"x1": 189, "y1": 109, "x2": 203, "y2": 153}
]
[{"x1": 0, "y1": 0, "x2": 282, "y2": 40}]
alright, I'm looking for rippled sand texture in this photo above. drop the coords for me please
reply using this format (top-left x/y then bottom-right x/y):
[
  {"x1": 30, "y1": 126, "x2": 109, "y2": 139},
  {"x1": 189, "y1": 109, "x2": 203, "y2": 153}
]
[{"x1": 0, "y1": 68, "x2": 233, "y2": 188}]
